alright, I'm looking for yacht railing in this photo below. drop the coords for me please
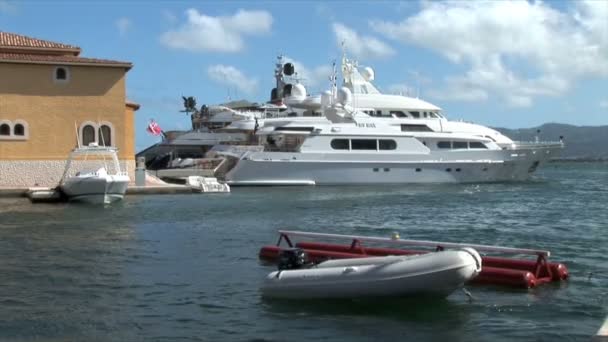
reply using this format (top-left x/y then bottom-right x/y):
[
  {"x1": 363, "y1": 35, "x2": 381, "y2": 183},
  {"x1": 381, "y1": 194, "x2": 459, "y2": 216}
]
[{"x1": 511, "y1": 141, "x2": 564, "y2": 149}]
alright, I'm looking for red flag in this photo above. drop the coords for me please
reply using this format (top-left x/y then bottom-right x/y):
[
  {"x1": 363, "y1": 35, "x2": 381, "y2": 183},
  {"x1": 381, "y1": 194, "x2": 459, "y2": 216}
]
[{"x1": 147, "y1": 120, "x2": 162, "y2": 136}]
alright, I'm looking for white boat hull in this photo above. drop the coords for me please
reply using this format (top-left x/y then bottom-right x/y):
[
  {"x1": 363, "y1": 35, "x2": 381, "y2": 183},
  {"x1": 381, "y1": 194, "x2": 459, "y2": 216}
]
[
  {"x1": 227, "y1": 145, "x2": 561, "y2": 185},
  {"x1": 261, "y1": 248, "x2": 482, "y2": 299},
  {"x1": 60, "y1": 175, "x2": 129, "y2": 204}
]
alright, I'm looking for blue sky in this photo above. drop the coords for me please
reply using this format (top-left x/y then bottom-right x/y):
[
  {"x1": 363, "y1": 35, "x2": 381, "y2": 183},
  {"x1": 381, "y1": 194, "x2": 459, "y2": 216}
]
[{"x1": 1, "y1": 0, "x2": 607, "y2": 151}]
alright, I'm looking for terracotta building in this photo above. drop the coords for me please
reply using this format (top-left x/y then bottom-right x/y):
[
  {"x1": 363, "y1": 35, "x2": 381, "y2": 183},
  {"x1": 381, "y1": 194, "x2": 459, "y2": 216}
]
[{"x1": 0, "y1": 31, "x2": 138, "y2": 187}]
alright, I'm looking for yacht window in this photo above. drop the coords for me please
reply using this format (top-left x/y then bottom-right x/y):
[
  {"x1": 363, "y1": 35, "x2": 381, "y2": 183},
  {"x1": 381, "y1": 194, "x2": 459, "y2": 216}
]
[
  {"x1": 376, "y1": 110, "x2": 382, "y2": 117},
  {"x1": 429, "y1": 112, "x2": 438, "y2": 118},
  {"x1": 409, "y1": 111, "x2": 420, "y2": 118},
  {"x1": 274, "y1": 126, "x2": 315, "y2": 132},
  {"x1": 331, "y1": 139, "x2": 349, "y2": 150},
  {"x1": 360, "y1": 85, "x2": 368, "y2": 94},
  {"x1": 469, "y1": 141, "x2": 487, "y2": 149},
  {"x1": 423, "y1": 112, "x2": 428, "y2": 118},
  {"x1": 379, "y1": 139, "x2": 397, "y2": 150},
  {"x1": 0, "y1": 123, "x2": 9, "y2": 135},
  {"x1": 390, "y1": 111, "x2": 407, "y2": 118},
  {"x1": 484, "y1": 135, "x2": 497, "y2": 142},
  {"x1": 351, "y1": 139, "x2": 377, "y2": 150},
  {"x1": 437, "y1": 141, "x2": 451, "y2": 149},
  {"x1": 453, "y1": 141, "x2": 467, "y2": 149},
  {"x1": 401, "y1": 124, "x2": 433, "y2": 132}
]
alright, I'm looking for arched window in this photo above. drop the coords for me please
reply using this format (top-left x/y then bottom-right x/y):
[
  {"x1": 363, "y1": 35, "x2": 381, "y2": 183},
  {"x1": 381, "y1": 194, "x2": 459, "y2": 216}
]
[
  {"x1": 99, "y1": 125, "x2": 112, "y2": 146},
  {"x1": 55, "y1": 67, "x2": 67, "y2": 80},
  {"x1": 14, "y1": 124, "x2": 24, "y2": 136},
  {"x1": 82, "y1": 125, "x2": 96, "y2": 146},
  {"x1": 0, "y1": 123, "x2": 10, "y2": 136}
]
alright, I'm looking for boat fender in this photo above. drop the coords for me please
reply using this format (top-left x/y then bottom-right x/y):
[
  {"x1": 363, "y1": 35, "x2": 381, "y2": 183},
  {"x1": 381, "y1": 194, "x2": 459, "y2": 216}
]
[{"x1": 461, "y1": 247, "x2": 482, "y2": 273}]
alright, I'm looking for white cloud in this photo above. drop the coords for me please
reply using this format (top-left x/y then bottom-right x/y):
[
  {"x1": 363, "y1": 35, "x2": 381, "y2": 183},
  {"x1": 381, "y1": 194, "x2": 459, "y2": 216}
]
[
  {"x1": 371, "y1": 0, "x2": 608, "y2": 107},
  {"x1": 282, "y1": 56, "x2": 333, "y2": 92},
  {"x1": 207, "y1": 65, "x2": 258, "y2": 95},
  {"x1": 333, "y1": 23, "x2": 394, "y2": 60},
  {"x1": 600, "y1": 100, "x2": 608, "y2": 109},
  {"x1": 0, "y1": 0, "x2": 17, "y2": 14},
  {"x1": 116, "y1": 17, "x2": 131, "y2": 36},
  {"x1": 160, "y1": 8, "x2": 273, "y2": 53}
]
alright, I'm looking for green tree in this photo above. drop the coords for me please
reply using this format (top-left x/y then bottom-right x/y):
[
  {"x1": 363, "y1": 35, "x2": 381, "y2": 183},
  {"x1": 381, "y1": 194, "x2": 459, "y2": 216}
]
[{"x1": 181, "y1": 96, "x2": 198, "y2": 115}]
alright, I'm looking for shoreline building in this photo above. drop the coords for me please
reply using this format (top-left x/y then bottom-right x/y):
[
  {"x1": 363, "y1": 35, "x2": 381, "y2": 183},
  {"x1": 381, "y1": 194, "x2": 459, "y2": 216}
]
[{"x1": 0, "y1": 31, "x2": 138, "y2": 187}]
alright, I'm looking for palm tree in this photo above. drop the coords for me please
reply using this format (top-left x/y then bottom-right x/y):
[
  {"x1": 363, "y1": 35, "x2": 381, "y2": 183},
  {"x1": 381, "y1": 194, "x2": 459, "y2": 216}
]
[{"x1": 181, "y1": 96, "x2": 198, "y2": 115}]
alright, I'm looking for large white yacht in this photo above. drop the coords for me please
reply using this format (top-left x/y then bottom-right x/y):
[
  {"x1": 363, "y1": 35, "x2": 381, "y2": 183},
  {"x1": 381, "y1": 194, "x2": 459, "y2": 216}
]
[{"x1": 218, "y1": 61, "x2": 563, "y2": 185}]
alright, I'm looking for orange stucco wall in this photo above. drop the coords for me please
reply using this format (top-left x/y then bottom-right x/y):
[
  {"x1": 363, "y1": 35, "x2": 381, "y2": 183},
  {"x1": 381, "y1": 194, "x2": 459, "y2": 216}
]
[{"x1": 0, "y1": 62, "x2": 134, "y2": 160}]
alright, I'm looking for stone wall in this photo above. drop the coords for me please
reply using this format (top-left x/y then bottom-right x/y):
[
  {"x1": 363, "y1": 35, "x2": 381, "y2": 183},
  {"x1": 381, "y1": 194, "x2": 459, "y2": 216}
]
[{"x1": 0, "y1": 160, "x2": 135, "y2": 187}]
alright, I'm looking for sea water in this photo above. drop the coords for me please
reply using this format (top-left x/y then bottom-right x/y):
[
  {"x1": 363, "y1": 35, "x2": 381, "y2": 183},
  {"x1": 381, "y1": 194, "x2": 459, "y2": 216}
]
[{"x1": 0, "y1": 162, "x2": 606, "y2": 341}]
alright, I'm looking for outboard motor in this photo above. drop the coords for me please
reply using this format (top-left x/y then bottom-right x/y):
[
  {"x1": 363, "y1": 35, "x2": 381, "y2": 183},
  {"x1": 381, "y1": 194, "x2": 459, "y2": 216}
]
[{"x1": 277, "y1": 248, "x2": 308, "y2": 270}]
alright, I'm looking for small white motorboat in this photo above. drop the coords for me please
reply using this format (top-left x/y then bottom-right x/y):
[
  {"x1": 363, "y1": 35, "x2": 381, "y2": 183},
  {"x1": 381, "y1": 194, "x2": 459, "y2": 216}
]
[
  {"x1": 261, "y1": 248, "x2": 482, "y2": 300},
  {"x1": 186, "y1": 176, "x2": 230, "y2": 193},
  {"x1": 59, "y1": 144, "x2": 130, "y2": 204}
]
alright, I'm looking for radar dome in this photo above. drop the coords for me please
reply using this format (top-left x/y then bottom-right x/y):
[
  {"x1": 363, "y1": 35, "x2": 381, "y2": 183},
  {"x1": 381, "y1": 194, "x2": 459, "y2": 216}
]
[
  {"x1": 283, "y1": 84, "x2": 293, "y2": 97},
  {"x1": 290, "y1": 83, "x2": 307, "y2": 101},
  {"x1": 337, "y1": 87, "x2": 352, "y2": 106},
  {"x1": 283, "y1": 63, "x2": 295, "y2": 76},
  {"x1": 270, "y1": 88, "x2": 278, "y2": 101},
  {"x1": 320, "y1": 90, "x2": 332, "y2": 108},
  {"x1": 361, "y1": 67, "x2": 375, "y2": 81}
]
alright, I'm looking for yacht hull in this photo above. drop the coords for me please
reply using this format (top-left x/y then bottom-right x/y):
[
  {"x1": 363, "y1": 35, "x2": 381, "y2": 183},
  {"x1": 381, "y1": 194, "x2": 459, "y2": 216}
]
[
  {"x1": 60, "y1": 175, "x2": 129, "y2": 204},
  {"x1": 226, "y1": 145, "x2": 561, "y2": 185}
]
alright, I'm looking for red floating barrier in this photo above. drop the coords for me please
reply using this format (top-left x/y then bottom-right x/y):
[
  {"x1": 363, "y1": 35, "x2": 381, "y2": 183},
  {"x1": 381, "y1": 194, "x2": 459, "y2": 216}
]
[
  {"x1": 472, "y1": 266, "x2": 538, "y2": 288},
  {"x1": 296, "y1": 242, "x2": 422, "y2": 256}
]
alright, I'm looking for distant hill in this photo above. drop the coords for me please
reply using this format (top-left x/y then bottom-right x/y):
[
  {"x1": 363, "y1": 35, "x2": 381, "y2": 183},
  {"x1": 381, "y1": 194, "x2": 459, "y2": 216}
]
[{"x1": 495, "y1": 123, "x2": 608, "y2": 160}]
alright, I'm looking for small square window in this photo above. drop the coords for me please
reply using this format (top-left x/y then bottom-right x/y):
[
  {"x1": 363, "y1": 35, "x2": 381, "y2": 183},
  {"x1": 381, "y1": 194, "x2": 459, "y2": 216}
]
[
  {"x1": 54, "y1": 66, "x2": 70, "y2": 83},
  {"x1": 373, "y1": 168, "x2": 379, "y2": 172}
]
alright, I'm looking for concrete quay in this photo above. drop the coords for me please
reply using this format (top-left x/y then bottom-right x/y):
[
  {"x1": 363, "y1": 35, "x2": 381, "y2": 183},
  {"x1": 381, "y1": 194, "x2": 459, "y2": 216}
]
[{"x1": 0, "y1": 184, "x2": 194, "y2": 199}]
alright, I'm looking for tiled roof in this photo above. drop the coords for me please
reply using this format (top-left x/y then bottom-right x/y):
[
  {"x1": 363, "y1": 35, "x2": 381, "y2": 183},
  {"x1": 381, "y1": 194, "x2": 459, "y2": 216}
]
[
  {"x1": 0, "y1": 31, "x2": 81, "y2": 53},
  {"x1": 0, "y1": 53, "x2": 132, "y2": 68}
]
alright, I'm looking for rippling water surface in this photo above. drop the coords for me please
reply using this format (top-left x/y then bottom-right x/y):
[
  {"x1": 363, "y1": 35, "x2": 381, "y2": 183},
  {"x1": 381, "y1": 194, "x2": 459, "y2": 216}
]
[{"x1": 0, "y1": 162, "x2": 606, "y2": 341}]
